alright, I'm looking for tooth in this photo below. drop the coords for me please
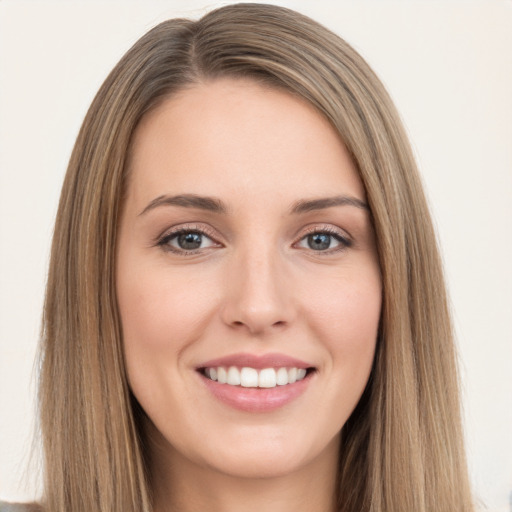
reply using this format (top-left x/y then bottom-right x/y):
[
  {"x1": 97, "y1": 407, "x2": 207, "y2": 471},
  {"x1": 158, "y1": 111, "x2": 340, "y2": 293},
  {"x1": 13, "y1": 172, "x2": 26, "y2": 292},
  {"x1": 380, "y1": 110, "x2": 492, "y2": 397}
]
[
  {"x1": 288, "y1": 367, "x2": 297, "y2": 384},
  {"x1": 276, "y1": 367, "x2": 289, "y2": 385},
  {"x1": 296, "y1": 368, "x2": 307, "y2": 380},
  {"x1": 227, "y1": 366, "x2": 241, "y2": 386},
  {"x1": 240, "y1": 367, "x2": 258, "y2": 387},
  {"x1": 213, "y1": 366, "x2": 308, "y2": 387},
  {"x1": 259, "y1": 368, "x2": 277, "y2": 388},
  {"x1": 217, "y1": 367, "x2": 227, "y2": 384}
]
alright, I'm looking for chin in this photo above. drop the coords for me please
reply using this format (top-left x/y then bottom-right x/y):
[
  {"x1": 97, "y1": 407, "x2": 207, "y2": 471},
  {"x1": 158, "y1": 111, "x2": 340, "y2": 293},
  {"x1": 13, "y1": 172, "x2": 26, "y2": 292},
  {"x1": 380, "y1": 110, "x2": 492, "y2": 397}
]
[
  {"x1": 196, "y1": 429, "x2": 340, "y2": 480},
  {"x1": 212, "y1": 450, "x2": 305, "y2": 479}
]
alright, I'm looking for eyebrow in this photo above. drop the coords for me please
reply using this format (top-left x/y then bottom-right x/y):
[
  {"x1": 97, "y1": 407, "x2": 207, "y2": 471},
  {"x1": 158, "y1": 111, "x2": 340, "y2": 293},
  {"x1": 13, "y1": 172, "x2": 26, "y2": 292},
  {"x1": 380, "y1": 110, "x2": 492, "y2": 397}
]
[
  {"x1": 139, "y1": 193, "x2": 368, "y2": 217},
  {"x1": 290, "y1": 195, "x2": 369, "y2": 214},
  {"x1": 139, "y1": 194, "x2": 228, "y2": 216}
]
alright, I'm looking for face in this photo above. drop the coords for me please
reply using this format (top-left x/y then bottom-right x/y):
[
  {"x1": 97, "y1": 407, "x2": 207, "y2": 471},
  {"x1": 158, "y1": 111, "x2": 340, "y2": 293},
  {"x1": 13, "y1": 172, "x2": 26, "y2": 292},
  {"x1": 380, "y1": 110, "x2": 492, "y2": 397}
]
[{"x1": 116, "y1": 79, "x2": 381, "y2": 480}]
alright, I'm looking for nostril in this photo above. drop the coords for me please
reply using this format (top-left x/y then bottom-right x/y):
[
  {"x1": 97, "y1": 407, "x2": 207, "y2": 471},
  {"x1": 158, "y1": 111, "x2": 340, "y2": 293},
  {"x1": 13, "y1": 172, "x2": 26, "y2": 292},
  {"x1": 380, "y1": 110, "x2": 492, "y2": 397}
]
[{"x1": 229, "y1": 319, "x2": 288, "y2": 332}]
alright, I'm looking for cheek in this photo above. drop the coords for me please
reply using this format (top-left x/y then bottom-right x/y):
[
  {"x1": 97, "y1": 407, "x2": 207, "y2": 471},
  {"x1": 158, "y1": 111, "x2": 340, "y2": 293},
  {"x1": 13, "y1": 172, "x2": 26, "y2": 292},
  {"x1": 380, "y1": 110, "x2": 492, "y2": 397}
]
[
  {"x1": 116, "y1": 261, "x2": 225, "y2": 431},
  {"x1": 306, "y1": 269, "x2": 381, "y2": 435},
  {"x1": 116, "y1": 260, "x2": 222, "y2": 375},
  {"x1": 299, "y1": 263, "x2": 381, "y2": 373}
]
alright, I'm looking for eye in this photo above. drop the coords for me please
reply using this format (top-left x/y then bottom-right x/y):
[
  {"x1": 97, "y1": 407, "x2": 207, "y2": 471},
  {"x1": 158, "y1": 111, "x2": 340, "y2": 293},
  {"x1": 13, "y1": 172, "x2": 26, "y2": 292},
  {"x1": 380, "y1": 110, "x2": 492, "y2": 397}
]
[
  {"x1": 296, "y1": 229, "x2": 351, "y2": 252},
  {"x1": 158, "y1": 229, "x2": 219, "y2": 253}
]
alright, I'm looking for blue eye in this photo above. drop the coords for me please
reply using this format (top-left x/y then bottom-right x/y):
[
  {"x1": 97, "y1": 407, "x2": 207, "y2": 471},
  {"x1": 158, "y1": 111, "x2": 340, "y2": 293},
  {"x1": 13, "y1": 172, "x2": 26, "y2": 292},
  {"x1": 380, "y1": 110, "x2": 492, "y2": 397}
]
[
  {"x1": 297, "y1": 231, "x2": 350, "y2": 252},
  {"x1": 307, "y1": 233, "x2": 333, "y2": 250},
  {"x1": 159, "y1": 230, "x2": 217, "y2": 252}
]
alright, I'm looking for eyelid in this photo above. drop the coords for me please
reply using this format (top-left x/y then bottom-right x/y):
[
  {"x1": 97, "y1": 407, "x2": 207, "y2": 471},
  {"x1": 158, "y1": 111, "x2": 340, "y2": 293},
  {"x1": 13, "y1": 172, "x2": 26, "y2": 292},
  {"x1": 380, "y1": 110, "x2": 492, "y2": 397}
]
[
  {"x1": 154, "y1": 223, "x2": 223, "y2": 252},
  {"x1": 299, "y1": 224, "x2": 352, "y2": 241},
  {"x1": 293, "y1": 224, "x2": 353, "y2": 253}
]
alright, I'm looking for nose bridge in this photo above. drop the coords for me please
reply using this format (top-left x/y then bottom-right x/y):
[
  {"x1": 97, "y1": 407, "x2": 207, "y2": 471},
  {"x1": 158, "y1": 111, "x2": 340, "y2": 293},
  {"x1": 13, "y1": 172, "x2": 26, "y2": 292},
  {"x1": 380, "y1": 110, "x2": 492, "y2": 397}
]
[{"x1": 222, "y1": 236, "x2": 293, "y2": 334}]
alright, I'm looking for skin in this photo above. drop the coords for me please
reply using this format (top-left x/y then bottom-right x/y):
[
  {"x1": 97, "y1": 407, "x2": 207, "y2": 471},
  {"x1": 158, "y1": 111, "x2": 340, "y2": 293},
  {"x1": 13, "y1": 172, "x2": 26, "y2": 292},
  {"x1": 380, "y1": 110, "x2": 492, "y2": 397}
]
[{"x1": 116, "y1": 78, "x2": 382, "y2": 512}]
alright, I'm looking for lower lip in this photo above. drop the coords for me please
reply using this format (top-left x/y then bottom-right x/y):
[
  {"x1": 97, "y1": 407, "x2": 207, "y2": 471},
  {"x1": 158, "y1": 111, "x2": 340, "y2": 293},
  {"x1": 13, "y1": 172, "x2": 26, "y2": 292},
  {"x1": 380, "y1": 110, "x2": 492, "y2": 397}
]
[{"x1": 199, "y1": 372, "x2": 313, "y2": 412}]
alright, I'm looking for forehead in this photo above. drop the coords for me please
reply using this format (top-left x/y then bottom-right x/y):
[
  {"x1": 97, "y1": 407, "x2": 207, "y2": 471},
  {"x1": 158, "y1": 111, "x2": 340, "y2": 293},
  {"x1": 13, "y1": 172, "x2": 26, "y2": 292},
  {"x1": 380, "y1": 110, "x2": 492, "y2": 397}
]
[{"x1": 127, "y1": 78, "x2": 365, "y2": 209}]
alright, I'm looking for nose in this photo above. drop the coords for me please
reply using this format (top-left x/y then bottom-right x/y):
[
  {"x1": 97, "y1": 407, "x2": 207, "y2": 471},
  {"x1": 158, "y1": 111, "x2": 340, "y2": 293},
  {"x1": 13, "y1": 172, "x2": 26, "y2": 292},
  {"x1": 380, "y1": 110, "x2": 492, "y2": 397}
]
[{"x1": 220, "y1": 245, "x2": 295, "y2": 336}]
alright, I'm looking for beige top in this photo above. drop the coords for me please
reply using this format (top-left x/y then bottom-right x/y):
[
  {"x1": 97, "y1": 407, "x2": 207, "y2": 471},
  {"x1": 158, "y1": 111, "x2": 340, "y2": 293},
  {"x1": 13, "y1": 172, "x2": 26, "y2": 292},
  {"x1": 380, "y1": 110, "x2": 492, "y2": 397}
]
[{"x1": 0, "y1": 503, "x2": 40, "y2": 512}]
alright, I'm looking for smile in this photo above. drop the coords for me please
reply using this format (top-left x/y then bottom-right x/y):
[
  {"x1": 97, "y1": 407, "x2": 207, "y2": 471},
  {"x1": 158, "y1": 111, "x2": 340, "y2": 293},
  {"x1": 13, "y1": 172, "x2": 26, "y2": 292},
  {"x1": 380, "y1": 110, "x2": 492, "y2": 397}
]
[
  {"x1": 202, "y1": 366, "x2": 309, "y2": 388},
  {"x1": 196, "y1": 353, "x2": 316, "y2": 411},
  {"x1": 196, "y1": 353, "x2": 316, "y2": 412}
]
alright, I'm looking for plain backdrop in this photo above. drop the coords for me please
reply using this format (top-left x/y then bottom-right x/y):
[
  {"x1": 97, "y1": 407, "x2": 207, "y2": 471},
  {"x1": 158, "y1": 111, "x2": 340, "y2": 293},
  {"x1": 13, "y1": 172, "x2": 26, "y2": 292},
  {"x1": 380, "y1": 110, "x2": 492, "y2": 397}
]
[{"x1": 1, "y1": 1, "x2": 511, "y2": 510}]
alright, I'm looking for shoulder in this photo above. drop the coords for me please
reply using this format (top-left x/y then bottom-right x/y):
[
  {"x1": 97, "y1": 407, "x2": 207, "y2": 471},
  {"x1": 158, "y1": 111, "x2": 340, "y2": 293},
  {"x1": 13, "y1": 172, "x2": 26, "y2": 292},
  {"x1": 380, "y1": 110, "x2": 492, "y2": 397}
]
[{"x1": 0, "y1": 502, "x2": 42, "y2": 512}]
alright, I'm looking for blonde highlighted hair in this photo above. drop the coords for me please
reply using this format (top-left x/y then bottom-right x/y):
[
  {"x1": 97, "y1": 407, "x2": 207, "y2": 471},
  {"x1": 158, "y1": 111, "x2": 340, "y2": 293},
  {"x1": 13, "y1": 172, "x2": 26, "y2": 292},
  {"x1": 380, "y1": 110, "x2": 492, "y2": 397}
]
[{"x1": 40, "y1": 4, "x2": 474, "y2": 511}]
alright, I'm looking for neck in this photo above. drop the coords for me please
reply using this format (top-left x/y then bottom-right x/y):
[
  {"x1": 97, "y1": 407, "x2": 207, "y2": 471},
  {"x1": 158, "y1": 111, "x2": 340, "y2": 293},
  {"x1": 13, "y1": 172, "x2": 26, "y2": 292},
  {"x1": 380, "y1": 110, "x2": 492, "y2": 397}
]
[{"x1": 149, "y1": 430, "x2": 339, "y2": 512}]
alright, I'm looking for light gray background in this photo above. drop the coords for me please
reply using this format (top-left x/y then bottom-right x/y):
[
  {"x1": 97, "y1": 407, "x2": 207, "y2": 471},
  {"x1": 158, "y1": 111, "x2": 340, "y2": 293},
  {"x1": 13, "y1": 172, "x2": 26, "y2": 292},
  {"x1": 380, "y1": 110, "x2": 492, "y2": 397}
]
[{"x1": 1, "y1": 1, "x2": 511, "y2": 510}]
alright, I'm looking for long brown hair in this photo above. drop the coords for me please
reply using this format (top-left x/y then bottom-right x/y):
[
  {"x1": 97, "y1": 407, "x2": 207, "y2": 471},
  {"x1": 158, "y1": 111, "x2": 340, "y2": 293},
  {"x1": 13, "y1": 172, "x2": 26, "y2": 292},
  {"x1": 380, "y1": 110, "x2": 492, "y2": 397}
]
[{"x1": 39, "y1": 4, "x2": 474, "y2": 511}]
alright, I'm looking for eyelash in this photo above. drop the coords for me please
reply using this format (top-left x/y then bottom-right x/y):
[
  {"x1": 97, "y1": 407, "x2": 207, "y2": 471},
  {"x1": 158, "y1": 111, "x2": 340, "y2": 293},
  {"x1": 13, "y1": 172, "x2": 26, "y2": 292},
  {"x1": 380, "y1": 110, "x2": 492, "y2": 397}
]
[
  {"x1": 155, "y1": 225, "x2": 220, "y2": 255},
  {"x1": 299, "y1": 226, "x2": 353, "y2": 254},
  {"x1": 155, "y1": 224, "x2": 352, "y2": 256}
]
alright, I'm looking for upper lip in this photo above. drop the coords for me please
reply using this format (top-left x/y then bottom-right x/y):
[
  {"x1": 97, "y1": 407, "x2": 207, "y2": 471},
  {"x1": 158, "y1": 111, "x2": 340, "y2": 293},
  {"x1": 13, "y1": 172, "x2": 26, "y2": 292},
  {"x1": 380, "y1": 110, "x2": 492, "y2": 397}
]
[{"x1": 197, "y1": 352, "x2": 314, "y2": 370}]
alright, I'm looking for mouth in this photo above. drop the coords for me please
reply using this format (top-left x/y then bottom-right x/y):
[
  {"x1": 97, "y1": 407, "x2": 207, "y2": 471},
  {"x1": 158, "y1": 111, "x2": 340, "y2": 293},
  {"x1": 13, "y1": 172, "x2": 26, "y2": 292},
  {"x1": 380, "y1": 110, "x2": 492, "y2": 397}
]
[
  {"x1": 198, "y1": 365, "x2": 316, "y2": 388},
  {"x1": 195, "y1": 353, "x2": 317, "y2": 412}
]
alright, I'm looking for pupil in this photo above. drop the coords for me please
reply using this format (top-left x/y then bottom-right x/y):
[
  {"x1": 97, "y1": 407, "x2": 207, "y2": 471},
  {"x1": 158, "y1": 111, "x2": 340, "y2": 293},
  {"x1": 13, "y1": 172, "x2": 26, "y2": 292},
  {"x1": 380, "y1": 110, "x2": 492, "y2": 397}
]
[
  {"x1": 178, "y1": 232, "x2": 202, "y2": 250},
  {"x1": 308, "y1": 233, "x2": 331, "y2": 250}
]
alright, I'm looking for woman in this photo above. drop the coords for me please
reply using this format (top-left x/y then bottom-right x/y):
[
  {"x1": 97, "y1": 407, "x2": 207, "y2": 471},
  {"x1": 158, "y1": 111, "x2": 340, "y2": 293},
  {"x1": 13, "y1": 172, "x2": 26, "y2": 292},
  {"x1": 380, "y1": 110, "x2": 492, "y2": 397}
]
[{"x1": 2, "y1": 3, "x2": 475, "y2": 512}]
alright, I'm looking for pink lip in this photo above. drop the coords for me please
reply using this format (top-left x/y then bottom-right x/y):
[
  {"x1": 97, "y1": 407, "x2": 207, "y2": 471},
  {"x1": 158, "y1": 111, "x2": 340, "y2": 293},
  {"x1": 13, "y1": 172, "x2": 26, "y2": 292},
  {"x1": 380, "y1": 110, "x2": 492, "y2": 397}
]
[
  {"x1": 196, "y1": 352, "x2": 316, "y2": 413},
  {"x1": 199, "y1": 372, "x2": 314, "y2": 412},
  {"x1": 197, "y1": 352, "x2": 313, "y2": 370}
]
